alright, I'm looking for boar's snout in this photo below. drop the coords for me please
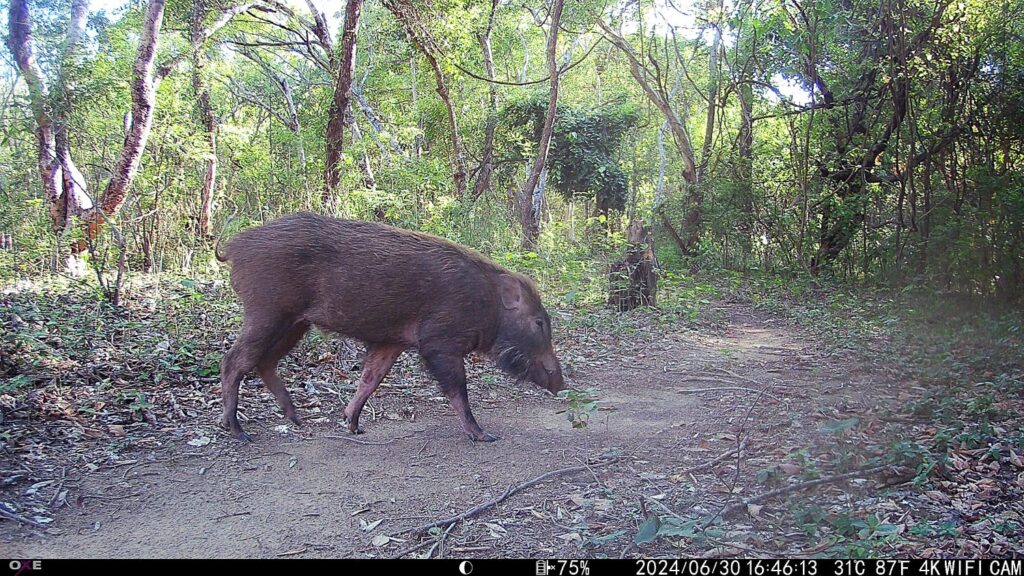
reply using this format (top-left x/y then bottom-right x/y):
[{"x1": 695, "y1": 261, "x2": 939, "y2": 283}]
[{"x1": 529, "y1": 350, "x2": 565, "y2": 393}]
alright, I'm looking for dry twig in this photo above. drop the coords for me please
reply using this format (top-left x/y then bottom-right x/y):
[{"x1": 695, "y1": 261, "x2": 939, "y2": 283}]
[
  {"x1": 676, "y1": 441, "x2": 747, "y2": 476},
  {"x1": 397, "y1": 458, "x2": 620, "y2": 537},
  {"x1": 719, "y1": 464, "x2": 893, "y2": 518},
  {"x1": 676, "y1": 385, "x2": 785, "y2": 403}
]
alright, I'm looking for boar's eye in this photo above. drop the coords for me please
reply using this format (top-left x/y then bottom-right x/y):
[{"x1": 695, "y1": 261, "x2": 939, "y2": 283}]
[{"x1": 534, "y1": 318, "x2": 544, "y2": 330}]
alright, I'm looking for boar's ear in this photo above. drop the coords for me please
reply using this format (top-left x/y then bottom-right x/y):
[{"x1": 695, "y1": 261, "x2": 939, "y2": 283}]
[{"x1": 498, "y1": 274, "x2": 524, "y2": 310}]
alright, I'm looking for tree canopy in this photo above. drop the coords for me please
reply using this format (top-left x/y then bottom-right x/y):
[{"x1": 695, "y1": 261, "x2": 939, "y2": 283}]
[{"x1": 0, "y1": 0, "x2": 1020, "y2": 300}]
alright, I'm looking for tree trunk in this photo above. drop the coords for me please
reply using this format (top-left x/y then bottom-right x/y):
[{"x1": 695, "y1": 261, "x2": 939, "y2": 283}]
[
  {"x1": 608, "y1": 219, "x2": 657, "y2": 311},
  {"x1": 472, "y1": 0, "x2": 499, "y2": 199},
  {"x1": 411, "y1": 56, "x2": 423, "y2": 157},
  {"x1": 598, "y1": 21, "x2": 696, "y2": 184},
  {"x1": 85, "y1": 0, "x2": 166, "y2": 240},
  {"x1": 324, "y1": 0, "x2": 363, "y2": 204},
  {"x1": 385, "y1": 0, "x2": 467, "y2": 198},
  {"x1": 55, "y1": 0, "x2": 93, "y2": 229},
  {"x1": 234, "y1": 47, "x2": 307, "y2": 190},
  {"x1": 698, "y1": 17, "x2": 721, "y2": 180},
  {"x1": 519, "y1": 0, "x2": 564, "y2": 249},
  {"x1": 353, "y1": 86, "x2": 401, "y2": 155},
  {"x1": 192, "y1": 0, "x2": 216, "y2": 238},
  {"x1": 348, "y1": 107, "x2": 375, "y2": 189},
  {"x1": 12, "y1": 0, "x2": 251, "y2": 253},
  {"x1": 598, "y1": 19, "x2": 701, "y2": 253},
  {"x1": 737, "y1": 80, "x2": 754, "y2": 254},
  {"x1": 7, "y1": 0, "x2": 93, "y2": 239}
]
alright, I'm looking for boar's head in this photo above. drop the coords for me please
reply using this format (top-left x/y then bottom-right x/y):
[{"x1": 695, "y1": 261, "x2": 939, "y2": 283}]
[{"x1": 491, "y1": 274, "x2": 566, "y2": 394}]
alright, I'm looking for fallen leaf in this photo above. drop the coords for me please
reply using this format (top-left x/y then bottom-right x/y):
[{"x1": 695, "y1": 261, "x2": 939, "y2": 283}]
[
  {"x1": 1009, "y1": 450, "x2": 1023, "y2": 469},
  {"x1": 361, "y1": 518, "x2": 383, "y2": 532},
  {"x1": 483, "y1": 522, "x2": 507, "y2": 534},
  {"x1": 371, "y1": 534, "x2": 391, "y2": 547},
  {"x1": 188, "y1": 436, "x2": 211, "y2": 447}
]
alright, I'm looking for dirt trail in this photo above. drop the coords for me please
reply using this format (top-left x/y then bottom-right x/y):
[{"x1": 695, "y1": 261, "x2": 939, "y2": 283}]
[{"x1": 3, "y1": 303, "x2": 891, "y2": 558}]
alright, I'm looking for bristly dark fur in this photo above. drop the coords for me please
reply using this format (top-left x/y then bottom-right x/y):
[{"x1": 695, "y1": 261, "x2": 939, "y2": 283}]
[{"x1": 494, "y1": 338, "x2": 531, "y2": 382}]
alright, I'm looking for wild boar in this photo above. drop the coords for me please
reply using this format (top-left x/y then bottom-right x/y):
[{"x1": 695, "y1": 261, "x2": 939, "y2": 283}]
[{"x1": 216, "y1": 213, "x2": 565, "y2": 442}]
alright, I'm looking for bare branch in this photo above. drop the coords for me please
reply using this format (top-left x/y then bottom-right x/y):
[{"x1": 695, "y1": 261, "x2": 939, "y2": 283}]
[{"x1": 155, "y1": 2, "x2": 257, "y2": 81}]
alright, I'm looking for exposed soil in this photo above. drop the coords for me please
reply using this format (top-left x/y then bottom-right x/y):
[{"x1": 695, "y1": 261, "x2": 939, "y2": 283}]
[{"x1": 0, "y1": 302, "x2": 960, "y2": 558}]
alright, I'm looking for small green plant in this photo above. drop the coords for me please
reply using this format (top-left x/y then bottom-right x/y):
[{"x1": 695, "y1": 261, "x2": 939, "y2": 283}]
[
  {"x1": 793, "y1": 504, "x2": 828, "y2": 536},
  {"x1": 789, "y1": 449, "x2": 822, "y2": 480},
  {"x1": 121, "y1": 391, "x2": 151, "y2": 418},
  {"x1": 560, "y1": 387, "x2": 601, "y2": 429}
]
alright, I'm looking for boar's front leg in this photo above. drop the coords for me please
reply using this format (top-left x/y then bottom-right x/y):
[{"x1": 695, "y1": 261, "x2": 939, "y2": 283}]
[
  {"x1": 343, "y1": 344, "x2": 404, "y2": 434},
  {"x1": 422, "y1": 352, "x2": 499, "y2": 442}
]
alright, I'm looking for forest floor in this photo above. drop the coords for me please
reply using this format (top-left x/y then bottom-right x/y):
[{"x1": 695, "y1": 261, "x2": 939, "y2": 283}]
[{"x1": 1, "y1": 275, "x2": 1022, "y2": 558}]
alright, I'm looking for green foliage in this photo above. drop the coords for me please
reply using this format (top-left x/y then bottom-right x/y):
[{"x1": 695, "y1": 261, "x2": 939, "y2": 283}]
[
  {"x1": 504, "y1": 94, "x2": 639, "y2": 213},
  {"x1": 2, "y1": 0, "x2": 1022, "y2": 302}
]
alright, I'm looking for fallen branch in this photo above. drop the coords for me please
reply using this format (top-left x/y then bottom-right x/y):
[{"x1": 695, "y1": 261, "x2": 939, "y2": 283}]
[
  {"x1": 719, "y1": 464, "x2": 893, "y2": 518},
  {"x1": 702, "y1": 388, "x2": 769, "y2": 530},
  {"x1": 424, "y1": 520, "x2": 458, "y2": 559},
  {"x1": 0, "y1": 504, "x2": 47, "y2": 528},
  {"x1": 676, "y1": 386, "x2": 785, "y2": 403},
  {"x1": 676, "y1": 440, "x2": 747, "y2": 476},
  {"x1": 708, "y1": 366, "x2": 780, "y2": 389},
  {"x1": 392, "y1": 538, "x2": 435, "y2": 559},
  {"x1": 396, "y1": 458, "x2": 620, "y2": 539},
  {"x1": 213, "y1": 511, "x2": 252, "y2": 521}
]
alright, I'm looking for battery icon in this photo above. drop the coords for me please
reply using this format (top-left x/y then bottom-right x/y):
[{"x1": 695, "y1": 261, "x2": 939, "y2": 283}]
[{"x1": 536, "y1": 560, "x2": 550, "y2": 575}]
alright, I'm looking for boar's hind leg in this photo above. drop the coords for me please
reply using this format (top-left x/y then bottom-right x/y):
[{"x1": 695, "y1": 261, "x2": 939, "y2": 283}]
[
  {"x1": 221, "y1": 319, "x2": 289, "y2": 441},
  {"x1": 343, "y1": 344, "x2": 404, "y2": 435},
  {"x1": 257, "y1": 322, "x2": 310, "y2": 427},
  {"x1": 422, "y1": 352, "x2": 499, "y2": 443}
]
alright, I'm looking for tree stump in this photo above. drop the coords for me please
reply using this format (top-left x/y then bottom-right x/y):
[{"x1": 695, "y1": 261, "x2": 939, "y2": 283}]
[{"x1": 608, "y1": 219, "x2": 657, "y2": 312}]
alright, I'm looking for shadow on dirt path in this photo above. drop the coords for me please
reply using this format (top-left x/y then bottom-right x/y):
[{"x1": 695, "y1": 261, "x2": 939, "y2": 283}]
[{"x1": 3, "y1": 302, "x2": 898, "y2": 558}]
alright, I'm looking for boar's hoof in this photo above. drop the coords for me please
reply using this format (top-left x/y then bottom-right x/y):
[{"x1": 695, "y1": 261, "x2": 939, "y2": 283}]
[
  {"x1": 471, "y1": 432, "x2": 500, "y2": 443},
  {"x1": 288, "y1": 415, "x2": 304, "y2": 427},
  {"x1": 343, "y1": 417, "x2": 365, "y2": 435},
  {"x1": 222, "y1": 416, "x2": 253, "y2": 442}
]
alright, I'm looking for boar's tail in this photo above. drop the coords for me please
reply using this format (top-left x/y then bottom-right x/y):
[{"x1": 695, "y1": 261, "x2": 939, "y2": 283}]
[
  {"x1": 213, "y1": 214, "x2": 237, "y2": 262},
  {"x1": 214, "y1": 235, "x2": 228, "y2": 262}
]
